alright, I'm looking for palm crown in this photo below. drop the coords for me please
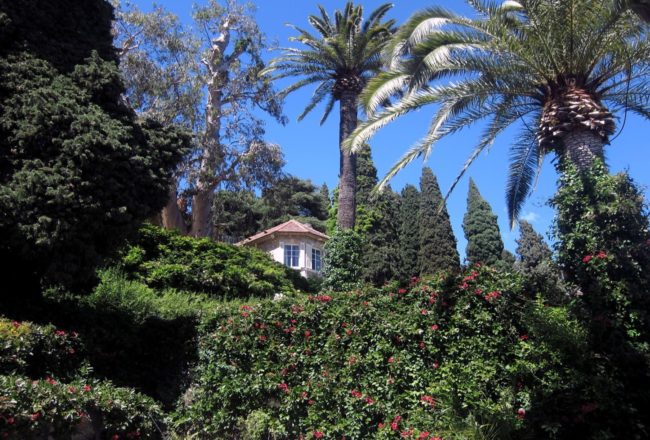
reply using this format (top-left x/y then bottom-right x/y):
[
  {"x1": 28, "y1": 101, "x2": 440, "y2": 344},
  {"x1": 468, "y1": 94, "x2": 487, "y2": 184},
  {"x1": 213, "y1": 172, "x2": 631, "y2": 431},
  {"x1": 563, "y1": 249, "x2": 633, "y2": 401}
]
[
  {"x1": 263, "y1": 3, "x2": 396, "y2": 123},
  {"x1": 345, "y1": 0, "x2": 649, "y2": 226}
]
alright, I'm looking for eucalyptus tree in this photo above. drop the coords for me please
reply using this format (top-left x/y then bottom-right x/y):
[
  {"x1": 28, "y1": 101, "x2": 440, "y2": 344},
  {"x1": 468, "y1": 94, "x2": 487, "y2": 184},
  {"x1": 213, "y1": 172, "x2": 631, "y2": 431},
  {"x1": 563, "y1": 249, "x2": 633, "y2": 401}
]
[
  {"x1": 263, "y1": 2, "x2": 396, "y2": 229},
  {"x1": 114, "y1": 0, "x2": 285, "y2": 237},
  {"x1": 345, "y1": 0, "x2": 650, "y2": 226}
]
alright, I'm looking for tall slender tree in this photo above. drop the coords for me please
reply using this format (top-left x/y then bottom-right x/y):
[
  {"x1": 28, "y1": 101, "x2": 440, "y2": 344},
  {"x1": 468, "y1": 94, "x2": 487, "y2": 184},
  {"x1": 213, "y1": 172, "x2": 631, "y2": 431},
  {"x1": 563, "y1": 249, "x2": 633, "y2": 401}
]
[
  {"x1": 463, "y1": 179, "x2": 504, "y2": 266},
  {"x1": 398, "y1": 184, "x2": 421, "y2": 280},
  {"x1": 418, "y1": 168, "x2": 460, "y2": 275},
  {"x1": 114, "y1": 0, "x2": 286, "y2": 237},
  {"x1": 263, "y1": 2, "x2": 396, "y2": 230},
  {"x1": 346, "y1": 0, "x2": 649, "y2": 225}
]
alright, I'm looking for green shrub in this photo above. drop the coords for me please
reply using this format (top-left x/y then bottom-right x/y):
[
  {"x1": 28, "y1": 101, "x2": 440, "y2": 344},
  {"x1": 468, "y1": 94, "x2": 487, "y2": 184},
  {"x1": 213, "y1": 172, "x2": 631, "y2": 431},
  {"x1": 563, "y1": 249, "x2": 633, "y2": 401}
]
[
  {"x1": 174, "y1": 266, "x2": 583, "y2": 439},
  {"x1": 0, "y1": 375, "x2": 164, "y2": 439},
  {"x1": 0, "y1": 317, "x2": 83, "y2": 380},
  {"x1": 321, "y1": 229, "x2": 363, "y2": 291},
  {"x1": 117, "y1": 224, "x2": 300, "y2": 299}
]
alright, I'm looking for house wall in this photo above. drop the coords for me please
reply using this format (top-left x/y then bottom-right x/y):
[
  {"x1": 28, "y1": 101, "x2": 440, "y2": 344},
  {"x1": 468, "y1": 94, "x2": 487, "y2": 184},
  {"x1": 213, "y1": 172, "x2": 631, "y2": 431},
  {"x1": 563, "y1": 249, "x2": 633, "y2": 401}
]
[{"x1": 254, "y1": 235, "x2": 325, "y2": 276}]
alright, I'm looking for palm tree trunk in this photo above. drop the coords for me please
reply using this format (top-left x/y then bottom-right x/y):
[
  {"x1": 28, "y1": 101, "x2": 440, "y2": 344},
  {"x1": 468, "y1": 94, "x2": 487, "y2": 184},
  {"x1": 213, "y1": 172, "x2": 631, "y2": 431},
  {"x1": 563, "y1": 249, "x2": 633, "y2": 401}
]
[
  {"x1": 337, "y1": 90, "x2": 358, "y2": 230},
  {"x1": 562, "y1": 128, "x2": 606, "y2": 171}
]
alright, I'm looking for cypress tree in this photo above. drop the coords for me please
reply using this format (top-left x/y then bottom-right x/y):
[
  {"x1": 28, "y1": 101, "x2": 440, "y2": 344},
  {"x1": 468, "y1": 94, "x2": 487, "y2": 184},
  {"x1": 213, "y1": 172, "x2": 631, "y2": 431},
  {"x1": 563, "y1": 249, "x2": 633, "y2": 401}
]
[
  {"x1": 398, "y1": 184, "x2": 421, "y2": 280},
  {"x1": 516, "y1": 220, "x2": 553, "y2": 270},
  {"x1": 418, "y1": 167, "x2": 460, "y2": 275},
  {"x1": 0, "y1": 0, "x2": 187, "y2": 292},
  {"x1": 463, "y1": 179, "x2": 504, "y2": 266}
]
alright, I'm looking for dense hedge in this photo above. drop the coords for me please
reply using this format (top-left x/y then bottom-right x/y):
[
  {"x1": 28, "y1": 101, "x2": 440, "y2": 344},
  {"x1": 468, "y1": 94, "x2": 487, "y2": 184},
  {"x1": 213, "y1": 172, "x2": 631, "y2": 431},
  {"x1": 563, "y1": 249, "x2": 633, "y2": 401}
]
[
  {"x1": 1, "y1": 317, "x2": 83, "y2": 380},
  {"x1": 0, "y1": 375, "x2": 164, "y2": 439},
  {"x1": 118, "y1": 224, "x2": 308, "y2": 298},
  {"x1": 175, "y1": 266, "x2": 592, "y2": 439}
]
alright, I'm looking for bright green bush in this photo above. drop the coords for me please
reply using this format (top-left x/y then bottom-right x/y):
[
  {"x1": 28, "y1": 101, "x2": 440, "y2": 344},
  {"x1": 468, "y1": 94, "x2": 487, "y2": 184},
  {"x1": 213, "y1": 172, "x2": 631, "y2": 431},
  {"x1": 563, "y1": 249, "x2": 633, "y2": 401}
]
[
  {"x1": 321, "y1": 229, "x2": 363, "y2": 291},
  {"x1": 117, "y1": 224, "x2": 303, "y2": 299},
  {"x1": 0, "y1": 317, "x2": 83, "y2": 380},
  {"x1": 0, "y1": 375, "x2": 164, "y2": 439},
  {"x1": 174, "y1": 266, "x2": 585, "y2": 439}
]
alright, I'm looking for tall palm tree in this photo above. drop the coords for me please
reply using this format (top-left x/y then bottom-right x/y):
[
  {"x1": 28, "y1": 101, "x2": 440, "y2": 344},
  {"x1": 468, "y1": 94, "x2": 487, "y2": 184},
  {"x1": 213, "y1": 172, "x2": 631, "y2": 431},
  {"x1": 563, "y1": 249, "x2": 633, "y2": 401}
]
[
  {"x1": 263, "y1": 2, "x2": 395, "y2": 229},
  {"x1": 345, "y1": 0, "x2": 649, "y2": 226}
]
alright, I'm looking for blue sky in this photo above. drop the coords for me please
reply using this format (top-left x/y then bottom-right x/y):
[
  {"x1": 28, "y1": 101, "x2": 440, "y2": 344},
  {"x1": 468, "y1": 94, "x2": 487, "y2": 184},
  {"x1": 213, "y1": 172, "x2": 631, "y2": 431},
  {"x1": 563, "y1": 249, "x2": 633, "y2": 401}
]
[{"x1": 130, "y1": 0, "x2": 650, "y2": 260}]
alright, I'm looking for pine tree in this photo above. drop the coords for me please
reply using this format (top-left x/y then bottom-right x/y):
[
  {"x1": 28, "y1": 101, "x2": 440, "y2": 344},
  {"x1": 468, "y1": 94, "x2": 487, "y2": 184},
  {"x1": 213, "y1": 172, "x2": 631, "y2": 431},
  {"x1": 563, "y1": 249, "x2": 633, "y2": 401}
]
[
  {"x1": 516, "y1": 220, "x2": 553, "y2": 270},
  {"x1": 418, "y1": 168, "x2": 460, "y2": 275},
  {"x1": 463, "y1": 179, "x2": 504, "y2": 266},
  {"x1": 398, "y1": 184, "x2": 421, "y2": 280}
]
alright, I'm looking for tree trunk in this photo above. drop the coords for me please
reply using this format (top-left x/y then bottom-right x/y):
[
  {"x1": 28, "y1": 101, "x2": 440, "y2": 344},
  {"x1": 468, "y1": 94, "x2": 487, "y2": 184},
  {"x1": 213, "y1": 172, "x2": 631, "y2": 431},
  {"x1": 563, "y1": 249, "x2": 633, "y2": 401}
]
[
  {"x1": 161, "y1": 184, "x2": 187, "y2": 233},
  {"x1": 337, "y1": 90, "x2": 358, "y2": 230},
  {"x1": 562, "y1": 128, "x2": 606, "y2": 171}
]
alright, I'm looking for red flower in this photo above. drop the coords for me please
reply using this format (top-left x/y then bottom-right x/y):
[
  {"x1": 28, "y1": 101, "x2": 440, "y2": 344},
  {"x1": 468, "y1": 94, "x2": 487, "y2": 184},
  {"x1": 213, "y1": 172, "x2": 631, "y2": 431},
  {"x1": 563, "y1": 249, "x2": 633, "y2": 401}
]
[
  {"x1": 305, "y1": 330, "x2": 311, "y2": 339},
  {"x1": 398, "y1": 288, "x2": 407, "y2": 294},
  {"x1": 68, "y1": 386, "x2": 77, "y2": 393},
  {"x1": 259, "y1": 335, "x2": 267, "y2": 342},
  {"x1": 11, "y1": 321, "x2": 21, "y2": 329},
  {"x1": 378, "y1": 422, "x2": 385, "y2": 429},
  {"x1": 45, "y1": 376, "x2": 57, "y2": 385},
  {"x1": 420, "y1": 395, "x2": 436, "y2": 407},
  {"x1": 517, "y1": 408, "x2": 526, "y2": 419},
  {"x1": 388, "y1": 356, "x2": 394, "y2": 364},
  {"x1": 350, "y1": 389, "x2": 362, "y2": 398},
  {"x1": 313, "y1": 431, "x2": 324, "y2": 438},
  {"x1": 83, "y1": 384, "x2": 91, "y2": 392},
  {"x1": 30, "y1": 412, "x2": 40, "y2": 421},
  {"x1": 596, "y1": 251, "x2": 607, "y2": 259},
  {"x1": 519, "y1": 334, "x2": 529, "y2": 341},
  {"x1": 419, "y1": 432, "x2": 430, "y2": 440},
  {"x1": 431, "y1": 324, "x2": 439, "y2": 331},
  {"x1": 111, "y1": 435, "x2": 120, "y2": 440},
  {"x1": 401, "y1": 428, "x2": 413, "y2": 437},
  {"x1": 391, "y1": 415, "x2": 401, "y2": 431},
  {"x1": 5, "y1": 417, "x2": 14, "y2": 425},
  {"x1": 278, "y1": 383, "x2": 290, "y2": 394},
  {"x1": 55, "y1": 330, "x2": 67, "y2": 337},
  {"x1": 433, "y1": 362, "x2": 439, "y2": 369},
  {"x1": 365, "y1": 396, "x2": 375, "y2": 405},
  {"x1": 582, "y1": 255, "x2": 593, "y2": 263},
  {"x1": 308, "y1": 400, "x2": 315, "y2": 405},
  {"x1": 421, "y1": 309, "x2": 428, "y2": 315}
]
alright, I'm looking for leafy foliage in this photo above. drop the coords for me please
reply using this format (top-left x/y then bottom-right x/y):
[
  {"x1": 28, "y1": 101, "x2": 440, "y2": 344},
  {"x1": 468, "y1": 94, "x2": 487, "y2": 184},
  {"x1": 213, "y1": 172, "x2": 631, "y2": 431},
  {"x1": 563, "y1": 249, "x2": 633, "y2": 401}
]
[
  {"x1": 463, "y1": 180, "x2": 505, "y2": 266},
  {"x1": 174, "y1": 265, "x2": 597, "y2": 439},
  {"x1": 117, "y1": 224, "x2": 302, "y2": 299},
  {"x1": 321, "y1": 229, "x2": 363, "y2": 292},
  {"x1": 549, "y1": 161, "x2": 650, "y2": 438},
  {"x1": 0, "y1": 374, "x2": 164, "y2": 440},
  {"x1": 0, "y1": 1, "x2": 187, "y2": 291},
  {"x1": 418, "y1": 168, "x2": 460, "y2": 276}
]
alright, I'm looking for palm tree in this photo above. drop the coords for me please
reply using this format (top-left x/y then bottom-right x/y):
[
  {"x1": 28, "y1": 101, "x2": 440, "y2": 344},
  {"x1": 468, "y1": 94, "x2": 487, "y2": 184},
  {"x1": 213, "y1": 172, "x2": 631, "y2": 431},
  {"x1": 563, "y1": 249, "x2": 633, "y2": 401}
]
[
  {"x1": 263, "y1": 2, "x2": 395, "y2": 229},
  {"x1": 345, "y1": 0, "x2": 649, "y2": 226}
]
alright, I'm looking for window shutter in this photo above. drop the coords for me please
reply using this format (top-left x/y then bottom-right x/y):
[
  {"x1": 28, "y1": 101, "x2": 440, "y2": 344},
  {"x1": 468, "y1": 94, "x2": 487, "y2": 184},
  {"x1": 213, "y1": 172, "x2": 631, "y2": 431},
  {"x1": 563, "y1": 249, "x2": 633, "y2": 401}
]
[{"x1": 306, "y1": 243, "x2": 312, "y2": 270}]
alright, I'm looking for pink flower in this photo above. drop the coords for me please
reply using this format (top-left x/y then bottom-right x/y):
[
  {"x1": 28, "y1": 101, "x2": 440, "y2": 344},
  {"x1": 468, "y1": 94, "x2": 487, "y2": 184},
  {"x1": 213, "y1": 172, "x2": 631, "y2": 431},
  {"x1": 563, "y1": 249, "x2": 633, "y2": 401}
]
[
  {"x1": 596, "y1": 251, "x2": 607, "y2": 259},
  {"x1": 350, "y1": 389, "x2": 362, "y2": 398},
  {"x1": 421, "y1": 309, "x2": 428, "y2": 315},
  {"x1": 55, "y1": 330, "x2": 67, "y2": 337},
  {"x1": 30, "y1": 412, "x2": 40, "y2": 421},
  {"x1": 391, "y1": 415, "x2": 402, "y2": 431},
  {"x1": 420, "y1": 395, "x2": 436, "y2": 407},
  {"x1": 583, "y1": 255, "x2": 593, "y2": 263},
  {"x1": 378, "y1": 422, "x2": 385, "y2": 430},
  {"x1": 519, "y1": 334, "x2": 529, "y2": 341},
  {"x1": 433, "y1": 362, "x2": 439, "y2": 369},
  {"x1": 517, "y1": 408, "x2": 526, "y2": 420},
  {"x1": 398, "y1": 288, "x2": 407, "y2": 294},
  {"x1": 313, "y1": 431, "x2": 324, "y2": 438},
  {"x1": 83, "y1": 384, "x2": 91, "y2": 392},
  {"x1": 6, "y1": 416, "x2": 14, "y2": 425},
  {"x1": 365, "y1": 396, "x2": 375, "y2": 405},
  {"x1": 388, "y1": 357, "x2": 395, "y2": 364},
  {"x1": 305, "y1": 330, "x2": 311, "y2": 339},
  {"x1": 431, "y1": 324, "x2": 439, "y2": 331},
  {"x1": 401, "y1": 428, "x2": 413, "y2": 437},
  {"x1": 419, "y1": 432, "x2": 430, "y2": 440},
  {"x1": 308, "y1": 399, "x2": 315, "y2": 405},
  {"x1": 278, "y1": 383, "x2": 290, "y2": 394}
]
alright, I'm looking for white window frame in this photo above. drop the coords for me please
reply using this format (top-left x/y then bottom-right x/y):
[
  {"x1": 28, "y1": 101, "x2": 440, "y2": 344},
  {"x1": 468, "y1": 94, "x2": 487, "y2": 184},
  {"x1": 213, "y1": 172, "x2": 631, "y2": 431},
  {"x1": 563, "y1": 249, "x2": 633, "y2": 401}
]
[
  {"x1": 284, "y1": 244, "x2": 300, "y2": 268},
  {"x1": 311, "y1": 248, "x2": 322, "y2": 272}
]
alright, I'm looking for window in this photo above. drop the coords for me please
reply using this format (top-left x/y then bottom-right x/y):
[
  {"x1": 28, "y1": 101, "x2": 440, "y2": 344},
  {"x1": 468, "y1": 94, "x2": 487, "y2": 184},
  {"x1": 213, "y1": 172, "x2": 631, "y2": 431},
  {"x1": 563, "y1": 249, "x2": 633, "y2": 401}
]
[
  {"x1": 284, "y1": 244, "x2": 299, "y2": 268},
  {"x1": 311, "y1": 248, "x2": 322, "y2": 272}
]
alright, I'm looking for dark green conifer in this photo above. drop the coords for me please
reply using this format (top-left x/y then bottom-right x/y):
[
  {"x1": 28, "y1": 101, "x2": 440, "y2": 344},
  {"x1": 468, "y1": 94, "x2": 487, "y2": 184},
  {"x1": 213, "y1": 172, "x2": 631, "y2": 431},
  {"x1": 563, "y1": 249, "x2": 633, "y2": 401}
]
[
  {"x1": 463, "y1": 179, "x2": 504, "y2": 266},
  {"x1": 0, "y1": 0, "x2": 187, "y2": 291},
  {"x1": 398, "y1": 184, "x2": 421, "y2": 280},
  {"x1": 419, "y1": 167, "x2": 460, "y2": 275}
]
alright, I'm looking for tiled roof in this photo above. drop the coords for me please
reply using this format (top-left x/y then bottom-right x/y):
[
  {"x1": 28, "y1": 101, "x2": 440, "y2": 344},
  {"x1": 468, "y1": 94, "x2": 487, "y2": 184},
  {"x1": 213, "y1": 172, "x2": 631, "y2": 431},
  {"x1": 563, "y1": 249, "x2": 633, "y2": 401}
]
[{"x1": 236, "y1": 219, "x2": 329, "y2": 246}]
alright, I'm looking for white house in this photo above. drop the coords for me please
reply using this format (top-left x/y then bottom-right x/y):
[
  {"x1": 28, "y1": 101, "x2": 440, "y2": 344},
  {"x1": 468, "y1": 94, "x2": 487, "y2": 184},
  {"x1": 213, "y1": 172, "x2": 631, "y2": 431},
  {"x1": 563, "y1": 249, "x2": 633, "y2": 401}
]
[{"x1": 236, "y1": 219, "x2": 329, "y2": 278}]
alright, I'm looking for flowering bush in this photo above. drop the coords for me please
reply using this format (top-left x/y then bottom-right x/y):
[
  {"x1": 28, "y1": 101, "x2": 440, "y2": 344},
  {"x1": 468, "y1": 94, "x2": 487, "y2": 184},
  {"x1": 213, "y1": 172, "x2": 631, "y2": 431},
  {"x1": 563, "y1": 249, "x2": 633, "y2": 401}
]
[
  {"x1": 174, "y1": 266, "x2": 578, "y2": 439},
  {"x1": 0, "y1": 317, "x2": 83, "y2": 380},
  {"x1": 0, "y1": 375, "x2": 164, "y2": 439}
]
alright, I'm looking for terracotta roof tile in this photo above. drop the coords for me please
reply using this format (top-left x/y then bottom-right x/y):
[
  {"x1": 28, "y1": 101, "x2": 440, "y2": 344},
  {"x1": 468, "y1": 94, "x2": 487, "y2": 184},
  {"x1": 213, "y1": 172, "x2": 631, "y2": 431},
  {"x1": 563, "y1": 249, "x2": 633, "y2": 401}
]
[{"x1": 236, "y1": 219, "x2": 329, "y2": 246}]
